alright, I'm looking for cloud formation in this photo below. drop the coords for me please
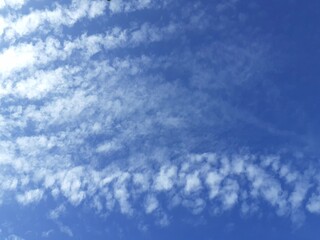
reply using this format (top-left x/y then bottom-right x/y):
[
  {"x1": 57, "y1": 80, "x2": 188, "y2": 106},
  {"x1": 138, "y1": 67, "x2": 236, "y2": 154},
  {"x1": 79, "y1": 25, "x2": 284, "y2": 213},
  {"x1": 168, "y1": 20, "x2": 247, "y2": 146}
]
[{"x1": 0, "y1": 0, "x2": 317, "y2": 236}]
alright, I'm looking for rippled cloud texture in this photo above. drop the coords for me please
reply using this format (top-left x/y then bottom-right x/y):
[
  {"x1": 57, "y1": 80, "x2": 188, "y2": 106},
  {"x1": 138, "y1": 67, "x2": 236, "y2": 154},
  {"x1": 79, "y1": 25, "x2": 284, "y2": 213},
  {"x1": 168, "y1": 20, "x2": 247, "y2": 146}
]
[{"x1": 0, "y1": 0, "x2": 320, "y2": 239}]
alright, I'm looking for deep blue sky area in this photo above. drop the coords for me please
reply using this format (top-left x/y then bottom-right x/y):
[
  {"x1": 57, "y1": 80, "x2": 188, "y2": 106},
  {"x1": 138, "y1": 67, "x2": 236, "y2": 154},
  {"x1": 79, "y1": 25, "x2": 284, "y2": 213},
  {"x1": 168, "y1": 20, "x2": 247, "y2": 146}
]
[{"x1": 0, "y1": 0, "x2": 320, "y2": 239}]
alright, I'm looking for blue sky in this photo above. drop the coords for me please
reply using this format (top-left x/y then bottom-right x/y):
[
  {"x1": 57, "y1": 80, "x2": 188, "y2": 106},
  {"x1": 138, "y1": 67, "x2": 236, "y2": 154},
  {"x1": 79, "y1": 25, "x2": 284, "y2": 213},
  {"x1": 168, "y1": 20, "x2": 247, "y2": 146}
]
[{"x1": 0, "y1": 0, "x2": 320, "y2": 239}]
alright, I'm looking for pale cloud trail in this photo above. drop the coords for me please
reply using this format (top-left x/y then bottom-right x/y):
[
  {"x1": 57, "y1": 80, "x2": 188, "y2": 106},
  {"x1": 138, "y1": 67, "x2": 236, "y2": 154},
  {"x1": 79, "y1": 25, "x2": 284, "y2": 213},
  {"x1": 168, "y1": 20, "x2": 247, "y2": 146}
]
[
  {"x1": 0, "y1": 0, "x2": 108, "y2": 41},
  {"x1": 0, "y1": 150, "x2": 318, "y2": 226},
  {"x1": 0, "y1": 0, "x2": 159, "y2": 41},
  {"x1": 0, "y1": 0, "x2": 316, "y2": 230},
  {"x1": 0, "y1": 0, "x2": 28, "y2": 10}
]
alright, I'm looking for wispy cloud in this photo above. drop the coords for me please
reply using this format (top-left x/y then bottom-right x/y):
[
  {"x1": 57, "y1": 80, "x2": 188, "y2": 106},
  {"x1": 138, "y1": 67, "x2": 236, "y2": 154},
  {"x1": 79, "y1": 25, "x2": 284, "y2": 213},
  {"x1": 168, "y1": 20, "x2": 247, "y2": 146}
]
[{"x1": 0, "y1": 0, "x2": 315, "y2": 236}]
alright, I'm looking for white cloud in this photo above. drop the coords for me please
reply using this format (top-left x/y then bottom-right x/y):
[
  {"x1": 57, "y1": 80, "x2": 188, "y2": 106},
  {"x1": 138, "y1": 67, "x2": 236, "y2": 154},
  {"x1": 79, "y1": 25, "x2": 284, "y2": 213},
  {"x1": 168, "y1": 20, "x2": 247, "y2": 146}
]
[
  {"x1": 58, "y1": 222, "x2": 73, "y2": 237},
  {"x1": 182, "y1": 198, "x2": 206, "y2": 214},
  {"x1": 15, "y1": 68, "x2": 66, "y2": 99},
  {"x1": 58, "y1": 167, "x2": 86, "y2": 206},
  {"x1": 109, "y1": 0, "x2": 153, "y2": 13},
  {"x1": 145, "y1": 195, "x2": 159, "y2": 214},
  {"x1": 184, "y1": 172, "x2": 201, "y2": 194},
  {"x1": 114, "y1": 180, "x2": 132, "y2": 215},
  {"x1": 88, "y1": 0, "x2": 107, "y2": 18},
  {"x1": 0, "y1": 0, "x2": 27, "y2": 9},
  {"x1": 307, "y1": 193, "x2": 320, "y2": 214},
  {"x1": 2, "y1": 0, "x2": 108, "y2": 41},
  {"x1": 289, "y1": 181, "x2": 310, "y2": 209},
  {"x1": 0, "y1": 43, "x2": 36, "y2": 76},
  {"x1": 16, "y1": 189, "x2": 44, "y2": 205},
  {"x1": 49, "y1": 204, "x2": 66, "y2": 220},
  {"x1": 96, "y1": 140, "x2": 120, "y2": 153},
  {"x1": 221, "y1": 179, "x2": 239, "y2": 210},
  {"x1": 154, "y1": 166, "x2": 177, "y2": 191},
  {"x1": 5, "y1": 234, "x2": 24, "y2": 240},
  {"x1": 156, "y1": 212, "x2": 170, "y2": 227},
  {"x1": 41, "y1": 230, "x2": 54, "y2": 238},
  {"x1": 206, "y1": 171, "x2": 223, "y2": 199}
]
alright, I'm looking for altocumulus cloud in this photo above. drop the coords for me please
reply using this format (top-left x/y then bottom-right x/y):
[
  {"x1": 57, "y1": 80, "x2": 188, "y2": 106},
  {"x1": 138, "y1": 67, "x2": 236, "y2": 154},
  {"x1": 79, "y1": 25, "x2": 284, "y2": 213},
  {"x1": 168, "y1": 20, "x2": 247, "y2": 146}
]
[{"x1": 0, "y1": 0, "x2": 319, "y2": 237}]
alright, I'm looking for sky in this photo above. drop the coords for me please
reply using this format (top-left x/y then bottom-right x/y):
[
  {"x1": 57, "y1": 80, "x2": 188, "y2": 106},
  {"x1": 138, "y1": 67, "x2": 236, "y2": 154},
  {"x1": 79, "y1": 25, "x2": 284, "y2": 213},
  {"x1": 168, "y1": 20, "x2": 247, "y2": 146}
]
[{"x1": 0, "y1": 0, "x2": 320, "y2": 239}]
